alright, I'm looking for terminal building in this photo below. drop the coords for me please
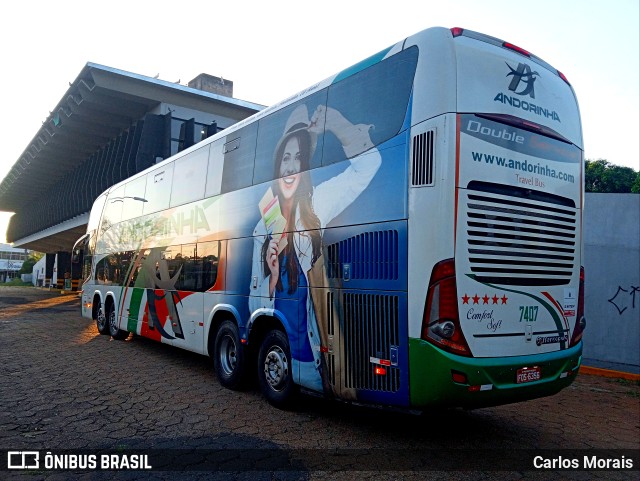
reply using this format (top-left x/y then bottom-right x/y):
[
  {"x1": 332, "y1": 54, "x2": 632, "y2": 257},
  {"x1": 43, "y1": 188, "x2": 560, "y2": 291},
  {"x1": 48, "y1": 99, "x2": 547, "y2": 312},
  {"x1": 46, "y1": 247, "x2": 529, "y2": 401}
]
[
  {"x1": 0, "y1": 243, "x2": 27, "y2": 283},
  {"x1": 0, "y1": 63, "x2": 264, "y2": 288}
]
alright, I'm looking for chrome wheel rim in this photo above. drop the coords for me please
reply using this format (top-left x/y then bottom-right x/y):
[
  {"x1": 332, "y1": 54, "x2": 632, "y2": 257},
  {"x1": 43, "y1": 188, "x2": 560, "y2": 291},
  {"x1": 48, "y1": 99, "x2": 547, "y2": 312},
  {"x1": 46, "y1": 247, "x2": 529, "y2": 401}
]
[
  {"x1": 263, "y1": 345, "x2": 288, "y2": 392},
  {"x1": 96, "y1": 305, "x2": 107, "y2": 330},
  {"x1": 219, "y1": 335, "x2": 238, "y2": 376}
]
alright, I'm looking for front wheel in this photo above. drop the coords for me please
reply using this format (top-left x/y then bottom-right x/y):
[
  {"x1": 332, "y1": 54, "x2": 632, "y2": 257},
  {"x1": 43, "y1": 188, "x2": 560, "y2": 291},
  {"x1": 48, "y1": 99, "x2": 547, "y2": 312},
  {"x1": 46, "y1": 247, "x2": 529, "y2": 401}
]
[
  {"x1": 213, "y1": 320, "x2": 246, "y2": 390},
  {"x1": 107, "y1": 302, "x2": 128, "y2": 340},
  {"x1": 258, "y1": 330, "x2": 297, "y2": 409}
]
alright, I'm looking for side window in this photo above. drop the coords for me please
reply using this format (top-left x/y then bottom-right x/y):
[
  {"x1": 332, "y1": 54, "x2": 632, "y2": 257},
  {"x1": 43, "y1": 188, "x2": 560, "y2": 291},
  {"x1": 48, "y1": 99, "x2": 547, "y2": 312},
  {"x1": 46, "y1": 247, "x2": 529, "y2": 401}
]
[
  {"x1": 158, "y1": 245, "x2": 182, "y2": 291},
  {"x1": 143, "y1": 162, "x2": 174, "y2": 215},
  {"x1": 113, "y1": 251, "x2": 133, "y2": 286},
  {"x1": 205, "y1": 139, "x2": 224, "y2": 198},
  {"x1": 199, "y1": 241, "x2": 219, "y2": 291},
  {"x1": 253, "y1": 90, "x2": 327, "y2": 185},
  {"x1": 128, "y1": 248, "x2": 150, "y2": 287},
  {"x1": 170, "y1": 146, "x2": 209, "y2": 207},
  {"x1": 88, "y1": 194, "x2": 107, "y2": 231},
  {"x1": 122, "y1": 175, "x2": 147, "y2": 222},
  {"x1": 179, "y1": 243, "x2": 198, "y2": 291},
  {"x1": 144, "y1": 243, "x2": 217, "y2": 292},
  {"x1": 95, "y1": 257, "x2": 106, "y2": 283},
  {"x1": 220, "y1": 123, "x2": 258, "y2": 194},
  {"x1": 101, "y1": 185, "x2": 125, "y2": 234},
  {"x1": 82, "y1": 234, "x2": 95, "y2": 282},
  {"x1": 324, "y1": 46, "x2": 418, "y2": 165}
]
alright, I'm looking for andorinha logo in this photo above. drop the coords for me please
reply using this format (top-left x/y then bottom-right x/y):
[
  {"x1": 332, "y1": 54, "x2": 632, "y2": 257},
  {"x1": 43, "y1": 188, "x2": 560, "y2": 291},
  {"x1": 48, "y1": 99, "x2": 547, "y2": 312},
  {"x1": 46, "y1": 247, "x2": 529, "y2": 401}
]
[
  {"x1": 494, "y1": 62, "x2": 561, "y2": 123},
  {"x1": 506, "y1": 62, "x2": 539, "y2": 98}
]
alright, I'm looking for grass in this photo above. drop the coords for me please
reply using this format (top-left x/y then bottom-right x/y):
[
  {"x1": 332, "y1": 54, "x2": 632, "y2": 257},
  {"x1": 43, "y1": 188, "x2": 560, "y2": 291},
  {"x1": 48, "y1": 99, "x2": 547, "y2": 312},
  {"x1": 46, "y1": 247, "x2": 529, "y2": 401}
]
[
  {"x1": 612, "y1": 377, "x2": 640, "y2": 398},
  {"x1": 0, "y1": 278, "x2": 33, "y2": 287},
  {"x1": 614, "y1": 377, "x2": 640, "y2": 386}
]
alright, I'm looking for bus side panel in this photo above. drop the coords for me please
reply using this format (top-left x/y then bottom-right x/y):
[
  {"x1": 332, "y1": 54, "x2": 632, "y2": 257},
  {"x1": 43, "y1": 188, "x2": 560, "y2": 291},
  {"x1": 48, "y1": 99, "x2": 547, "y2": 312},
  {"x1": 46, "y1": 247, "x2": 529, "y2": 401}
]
[
  {"x1": 407, "y1": 114, "x2": 456, "y2": 340},
  {"x1": 167, "y1": 290, "x2": 204, "y2": 354}
]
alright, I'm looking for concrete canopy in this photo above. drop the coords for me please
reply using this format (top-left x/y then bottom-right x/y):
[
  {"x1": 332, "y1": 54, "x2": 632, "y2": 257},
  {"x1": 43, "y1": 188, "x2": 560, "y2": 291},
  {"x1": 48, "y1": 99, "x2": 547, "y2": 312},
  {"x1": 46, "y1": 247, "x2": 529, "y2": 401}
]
[{"x1": 0, "y1": 63, "x2": 263, "y2": 252}]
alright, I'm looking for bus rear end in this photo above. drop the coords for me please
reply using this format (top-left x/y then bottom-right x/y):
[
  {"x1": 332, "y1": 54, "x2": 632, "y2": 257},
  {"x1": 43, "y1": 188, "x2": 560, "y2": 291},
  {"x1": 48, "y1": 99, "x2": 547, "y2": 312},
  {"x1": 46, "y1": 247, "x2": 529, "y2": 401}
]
[{"x1": 409, "y1": 28, "x2": 584, "y2": 408}]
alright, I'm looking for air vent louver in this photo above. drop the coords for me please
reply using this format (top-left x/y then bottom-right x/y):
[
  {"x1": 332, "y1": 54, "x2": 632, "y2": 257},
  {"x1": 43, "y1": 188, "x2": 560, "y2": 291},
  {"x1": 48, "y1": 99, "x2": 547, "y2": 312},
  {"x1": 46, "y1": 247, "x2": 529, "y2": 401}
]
[
  {"x1": 327, "y1": 230, "x2": 399, "y2": 280},
  {"x1": 411, "y1": 130, "x2": 434, "y2": 186}
]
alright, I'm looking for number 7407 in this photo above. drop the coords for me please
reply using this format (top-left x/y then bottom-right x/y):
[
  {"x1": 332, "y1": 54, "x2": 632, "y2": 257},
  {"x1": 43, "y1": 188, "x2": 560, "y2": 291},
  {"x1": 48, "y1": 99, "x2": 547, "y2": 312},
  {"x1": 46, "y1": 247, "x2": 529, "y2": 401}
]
[{"x1": 519, "y1": 306, "x2": 538, "y2": 322}]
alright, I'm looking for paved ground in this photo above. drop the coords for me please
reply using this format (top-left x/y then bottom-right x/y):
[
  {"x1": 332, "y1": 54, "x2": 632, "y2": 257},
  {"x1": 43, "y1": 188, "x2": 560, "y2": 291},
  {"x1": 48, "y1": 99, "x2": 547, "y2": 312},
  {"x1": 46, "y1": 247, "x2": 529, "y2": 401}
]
[{"x1": 0, "y1": 286, "x2": 638, "y2": 481}]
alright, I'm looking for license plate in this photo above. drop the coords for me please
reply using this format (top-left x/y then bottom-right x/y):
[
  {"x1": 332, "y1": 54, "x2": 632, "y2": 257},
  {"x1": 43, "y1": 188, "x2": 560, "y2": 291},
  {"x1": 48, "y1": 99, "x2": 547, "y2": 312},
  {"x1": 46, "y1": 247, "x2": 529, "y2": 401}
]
[{"x1": 516, "y1": 366, "x2": 541, "y2": 384}]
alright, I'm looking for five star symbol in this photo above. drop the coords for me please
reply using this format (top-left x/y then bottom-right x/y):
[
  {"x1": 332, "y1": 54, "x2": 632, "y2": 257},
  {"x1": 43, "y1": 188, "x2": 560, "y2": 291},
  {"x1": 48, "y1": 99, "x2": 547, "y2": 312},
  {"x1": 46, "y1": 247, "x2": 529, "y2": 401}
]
[{"x1": 461, "y1": 293, "x2": 508, "y2": 305}]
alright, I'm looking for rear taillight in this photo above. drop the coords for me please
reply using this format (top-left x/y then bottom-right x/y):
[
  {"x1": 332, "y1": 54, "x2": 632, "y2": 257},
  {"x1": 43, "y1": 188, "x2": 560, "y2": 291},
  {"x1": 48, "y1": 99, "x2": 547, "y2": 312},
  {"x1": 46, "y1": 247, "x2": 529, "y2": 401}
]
[
  {"x1": 503, "y1": 41, "x2": 530, "y2": 57},
  {"x1": 557, "y1": 70, "x2": 571, "y2": 86},
  {"x1": 421, "y1": 259, "x2": 471, "y2": 356},
  {"x1": 450, "y1": 27, "x2": 464, "y2": 38},
  {"x1": 570, "y1": 266, "x2": 586, "y2": 347}
]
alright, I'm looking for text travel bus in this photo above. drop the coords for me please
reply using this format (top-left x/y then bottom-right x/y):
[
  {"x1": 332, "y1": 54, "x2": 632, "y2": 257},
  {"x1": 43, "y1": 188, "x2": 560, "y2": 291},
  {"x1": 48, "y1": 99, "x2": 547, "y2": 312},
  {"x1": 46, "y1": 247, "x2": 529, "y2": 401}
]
[{"x1": 74, "y1": 26, "x2": 585, "y2": 410}]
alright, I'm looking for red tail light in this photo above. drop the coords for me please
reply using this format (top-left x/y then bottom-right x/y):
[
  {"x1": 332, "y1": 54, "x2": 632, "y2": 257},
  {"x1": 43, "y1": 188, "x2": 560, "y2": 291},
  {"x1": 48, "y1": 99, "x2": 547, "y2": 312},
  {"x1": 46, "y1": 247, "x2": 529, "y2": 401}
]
[
  {"x1": 569, "y1": 267, "x2": 586, "y2": 347},
  {"x1": 503, "y1": 42, "x2": 530, "y2": 57},
  {"x1": 421, "y1": 259, "x2": 471, "y2": 356},
  {"x1": 450, "y1": 27, "x2": 464, "y2": 38},
  {"x1": 557, "y1": 70, "x2": 571, "y2": 86}
]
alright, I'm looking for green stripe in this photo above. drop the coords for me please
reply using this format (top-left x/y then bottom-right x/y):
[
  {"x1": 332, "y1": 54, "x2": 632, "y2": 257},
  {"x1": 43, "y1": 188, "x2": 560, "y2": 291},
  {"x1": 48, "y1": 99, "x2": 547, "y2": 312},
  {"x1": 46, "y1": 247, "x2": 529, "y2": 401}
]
[
  {"x1": 127, "y1": 288, "x2": 144, "y2": 333},
  {"x1": 409, "y1": 338, "x2": 582, "y2": 409}
]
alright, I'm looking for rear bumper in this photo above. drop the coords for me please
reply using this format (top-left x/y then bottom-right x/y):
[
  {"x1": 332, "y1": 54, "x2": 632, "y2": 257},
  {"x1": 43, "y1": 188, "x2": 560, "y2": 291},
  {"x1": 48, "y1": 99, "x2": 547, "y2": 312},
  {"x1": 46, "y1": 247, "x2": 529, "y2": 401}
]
[{"x1": 409, "y1": 338, "x2": 582, "y2": 409}]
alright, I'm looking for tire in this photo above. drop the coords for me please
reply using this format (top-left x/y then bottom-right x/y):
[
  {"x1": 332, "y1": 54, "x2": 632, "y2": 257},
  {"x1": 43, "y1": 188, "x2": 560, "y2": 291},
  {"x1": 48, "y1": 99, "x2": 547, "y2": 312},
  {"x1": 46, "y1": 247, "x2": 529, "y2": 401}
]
[
  {"x1": 107, "y1": 301, "x2": 128, "y2": 340},
  {"x1": 213, "y1": 320, "x2": 246, "y2": 390},
  {"x1": 95, "y1": 299, "x2": 109, "y2": 335},
  {"x1": 258, "y1": 329, "x2": 298, "y2": 409}
]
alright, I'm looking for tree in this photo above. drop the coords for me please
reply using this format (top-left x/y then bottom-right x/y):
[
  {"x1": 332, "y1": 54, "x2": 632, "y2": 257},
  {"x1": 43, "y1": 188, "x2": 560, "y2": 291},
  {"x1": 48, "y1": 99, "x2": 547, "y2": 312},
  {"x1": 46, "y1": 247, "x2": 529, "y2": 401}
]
[
  {"x1": 18, "y1": 252, "x2": 44, "y2": 275},
  {"x1": 585, "y1": 159, "x2": 639, "y2": 193}
]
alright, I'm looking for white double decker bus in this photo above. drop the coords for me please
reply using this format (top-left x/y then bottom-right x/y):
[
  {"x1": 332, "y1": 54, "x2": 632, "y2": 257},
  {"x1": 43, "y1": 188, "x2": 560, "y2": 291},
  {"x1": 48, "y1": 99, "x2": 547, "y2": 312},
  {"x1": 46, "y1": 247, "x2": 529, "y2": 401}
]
[{"x1": 75, "y1": 26, "x2": 585, "y2": 410}]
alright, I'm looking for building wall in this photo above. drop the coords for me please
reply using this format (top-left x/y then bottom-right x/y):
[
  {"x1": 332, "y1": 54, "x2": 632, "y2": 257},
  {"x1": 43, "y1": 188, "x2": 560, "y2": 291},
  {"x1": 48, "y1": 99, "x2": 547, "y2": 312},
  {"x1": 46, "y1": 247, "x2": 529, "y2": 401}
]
[
  {"x1": 32, "y1": 256, "x2": 47, "y2": 286},
  {"x1": 0, "y1": 243, "x2": 26, "y2": 282},
  {"x1": 583, "y1": 193, "x2": 640, "y2": 373}
]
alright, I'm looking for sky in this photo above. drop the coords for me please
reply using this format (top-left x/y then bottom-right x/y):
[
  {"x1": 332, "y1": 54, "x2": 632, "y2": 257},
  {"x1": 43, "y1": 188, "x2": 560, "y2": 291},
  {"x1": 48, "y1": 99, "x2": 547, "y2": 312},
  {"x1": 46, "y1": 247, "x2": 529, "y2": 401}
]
[{"x1": 0, "y1": 0, "x2": 638, "y2": 244}]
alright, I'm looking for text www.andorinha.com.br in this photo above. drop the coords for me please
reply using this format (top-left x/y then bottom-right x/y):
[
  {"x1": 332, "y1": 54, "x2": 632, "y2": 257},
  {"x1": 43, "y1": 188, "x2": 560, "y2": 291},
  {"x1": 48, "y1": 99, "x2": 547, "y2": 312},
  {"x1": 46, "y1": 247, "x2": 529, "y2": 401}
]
[{"x1": 471, "y1": 152, "x2": 575, "y2": 183}]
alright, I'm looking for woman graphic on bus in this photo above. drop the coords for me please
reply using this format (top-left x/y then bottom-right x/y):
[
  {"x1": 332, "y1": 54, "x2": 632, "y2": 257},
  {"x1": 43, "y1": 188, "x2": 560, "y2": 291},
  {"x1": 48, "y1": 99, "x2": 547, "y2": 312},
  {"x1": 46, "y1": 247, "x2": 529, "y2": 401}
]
[{"x1": 250, "y1": 103, "x2": 381, "y2": 394}]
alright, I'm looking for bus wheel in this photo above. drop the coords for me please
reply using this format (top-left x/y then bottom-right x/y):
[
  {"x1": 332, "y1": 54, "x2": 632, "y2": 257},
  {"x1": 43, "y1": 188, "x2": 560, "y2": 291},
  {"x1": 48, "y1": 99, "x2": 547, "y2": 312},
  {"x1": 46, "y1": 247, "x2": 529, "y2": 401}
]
[
  {"x1": 214, "y1": 320, "x2": 246, "y2": 390},
  {"x1": 258, "y1": 330, "x2": 297, "y2": 408},
  {"x1": 95, "y1": 300, "x2": 109, "y2": 335},
  {"x1": 107, "y1": 302, "x2": 128, "y2": 340}
]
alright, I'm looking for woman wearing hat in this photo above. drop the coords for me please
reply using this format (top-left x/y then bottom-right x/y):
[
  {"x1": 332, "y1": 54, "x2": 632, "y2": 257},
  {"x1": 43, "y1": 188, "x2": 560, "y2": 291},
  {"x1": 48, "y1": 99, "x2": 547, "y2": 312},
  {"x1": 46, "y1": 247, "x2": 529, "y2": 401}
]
[{"x1": 250, "y1": 103, "x2": 381, "y2": 396}]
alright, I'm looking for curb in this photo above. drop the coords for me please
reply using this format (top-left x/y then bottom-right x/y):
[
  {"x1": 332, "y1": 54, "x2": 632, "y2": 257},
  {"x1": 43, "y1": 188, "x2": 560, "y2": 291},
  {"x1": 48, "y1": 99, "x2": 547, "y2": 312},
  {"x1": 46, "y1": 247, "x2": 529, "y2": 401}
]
[{"x1": 580, "y1": 365, "x2": 640, "y2": 382}]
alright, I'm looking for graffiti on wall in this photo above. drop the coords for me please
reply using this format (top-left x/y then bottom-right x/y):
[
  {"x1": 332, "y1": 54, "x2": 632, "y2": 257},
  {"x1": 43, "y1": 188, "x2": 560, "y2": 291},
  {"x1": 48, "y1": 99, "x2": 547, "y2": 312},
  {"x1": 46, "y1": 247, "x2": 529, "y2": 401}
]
[{"x1": 608, "y1": 285, "x2": 640, "y2": 315}]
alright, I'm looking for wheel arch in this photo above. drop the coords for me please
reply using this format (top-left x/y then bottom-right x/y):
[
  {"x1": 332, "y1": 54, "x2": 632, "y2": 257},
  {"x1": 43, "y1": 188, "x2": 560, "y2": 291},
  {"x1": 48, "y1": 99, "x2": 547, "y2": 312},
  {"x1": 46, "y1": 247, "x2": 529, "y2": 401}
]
[
  {"x1": 91, "y1": 290, "x2": 105, "y2": 319},
  {"x1": 206, "y1": 304, "x2": 241, "y2": 357},
  {"x1": 247, "y1": 309, "x2": 290, "y2": 352}
]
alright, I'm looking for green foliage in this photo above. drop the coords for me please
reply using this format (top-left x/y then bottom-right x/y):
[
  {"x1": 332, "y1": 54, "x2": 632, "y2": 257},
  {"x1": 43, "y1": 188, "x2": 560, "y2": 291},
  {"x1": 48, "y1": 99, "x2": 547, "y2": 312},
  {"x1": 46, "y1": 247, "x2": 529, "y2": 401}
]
[
  {"x1": 18, "y1": 252, "x2": 44, "y2": 275},
  {"x1": 585, "y1": 159, "x2": 639, "y2": 193}
]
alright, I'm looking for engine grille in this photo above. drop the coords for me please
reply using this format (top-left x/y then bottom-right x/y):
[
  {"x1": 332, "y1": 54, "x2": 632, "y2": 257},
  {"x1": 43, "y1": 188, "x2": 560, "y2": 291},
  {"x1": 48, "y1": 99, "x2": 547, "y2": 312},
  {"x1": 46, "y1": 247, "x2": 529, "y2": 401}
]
[
  {"x1": 342, "y1": 293, "x2": 400, "y2": 392},
  {"x1": 463, "y1": 182, "x2": 577, "y2": 286}
]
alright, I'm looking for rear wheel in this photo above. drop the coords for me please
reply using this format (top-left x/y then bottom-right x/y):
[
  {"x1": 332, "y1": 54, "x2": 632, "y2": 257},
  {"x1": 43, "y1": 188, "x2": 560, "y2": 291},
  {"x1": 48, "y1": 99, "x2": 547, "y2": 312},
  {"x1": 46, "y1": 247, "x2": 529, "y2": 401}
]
[
  {"x1": 258, "y1": 329, "x2": 297, "y2": 409},
  {"x1": 107, "y1": 302, "x2": 128, "y2": 340},
  {"x1": 95, "y1": 299, "x2": 109, "y2": 335},
  {"x1": 214, "y1": 320, "x2": 246, "y2": 390}
]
